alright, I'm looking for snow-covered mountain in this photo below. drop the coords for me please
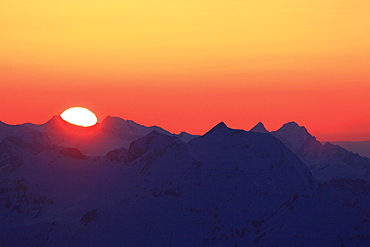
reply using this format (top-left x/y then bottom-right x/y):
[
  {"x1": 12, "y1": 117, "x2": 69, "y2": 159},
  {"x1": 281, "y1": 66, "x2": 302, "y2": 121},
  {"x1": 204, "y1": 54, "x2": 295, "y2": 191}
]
[
  {"x1": 23, "y1": 116, "x2": 197, "y2": 156},
  {"x1": 250, "y1": 122, "x2": 370, "y2": 182},
  {"x1": 1, "y1": 119, "x2": 370, "y2": 246}
]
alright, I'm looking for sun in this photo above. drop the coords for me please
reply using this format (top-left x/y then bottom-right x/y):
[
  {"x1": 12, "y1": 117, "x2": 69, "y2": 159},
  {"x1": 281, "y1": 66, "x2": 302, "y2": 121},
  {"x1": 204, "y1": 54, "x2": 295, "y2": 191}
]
[{"x1": 60, "y1": 107, "x2": 98, "y2": 127}]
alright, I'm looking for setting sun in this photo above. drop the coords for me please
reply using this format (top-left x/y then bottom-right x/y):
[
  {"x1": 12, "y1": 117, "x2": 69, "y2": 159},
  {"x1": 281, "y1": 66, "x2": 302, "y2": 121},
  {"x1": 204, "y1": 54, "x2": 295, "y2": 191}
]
[{"x1": 60, "y1": 107, "x2": 98, "y2": 127}]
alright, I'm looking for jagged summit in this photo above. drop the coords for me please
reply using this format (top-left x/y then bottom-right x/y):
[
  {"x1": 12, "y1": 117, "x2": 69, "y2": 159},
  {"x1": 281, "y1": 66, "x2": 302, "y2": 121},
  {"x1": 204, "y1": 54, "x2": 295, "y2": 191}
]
[
  {"x1": 213, "y1": 121, "x2": 228, "y2": 129},
  {"x1": 190, "y1": 122, "x2": 315, "y2": 195},
  {"x1": 204, "y1": 122, "x2": 230, "y2": 135},
  {"x1": 250, "y1": 122, "x2": 269, "y2": 133}
]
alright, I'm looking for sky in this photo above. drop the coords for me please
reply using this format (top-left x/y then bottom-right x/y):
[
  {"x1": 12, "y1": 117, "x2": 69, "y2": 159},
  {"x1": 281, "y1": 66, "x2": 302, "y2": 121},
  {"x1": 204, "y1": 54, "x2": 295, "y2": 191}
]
[{"x1": 1, "y1": 0, "x2": 369, "y2": 141}]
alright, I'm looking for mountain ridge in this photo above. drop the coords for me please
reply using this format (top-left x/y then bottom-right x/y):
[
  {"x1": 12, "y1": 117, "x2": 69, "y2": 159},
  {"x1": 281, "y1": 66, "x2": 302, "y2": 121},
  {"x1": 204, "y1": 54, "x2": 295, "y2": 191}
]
[
  {"x1": 1, "y1": 119, "x2": 370, "y2": 245},
  {"x1": 16, "y1": 116, "x2": 198, "y2": 156},
  {"x1": 248, "y1": 122, "x2": 370, "y2": 182}
]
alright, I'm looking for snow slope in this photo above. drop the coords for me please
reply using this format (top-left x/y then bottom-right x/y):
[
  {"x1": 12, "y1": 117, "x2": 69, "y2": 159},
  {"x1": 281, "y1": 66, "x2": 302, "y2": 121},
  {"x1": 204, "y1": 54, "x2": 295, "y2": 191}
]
[{"x1": 1, "y1": 121, "x2": 370, "y2": 246}]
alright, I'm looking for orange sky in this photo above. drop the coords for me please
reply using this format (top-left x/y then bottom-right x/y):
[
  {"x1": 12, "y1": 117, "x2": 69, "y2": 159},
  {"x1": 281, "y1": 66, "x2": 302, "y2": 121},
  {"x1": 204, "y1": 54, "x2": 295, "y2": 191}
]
[{"x1": 1, "y1": 1, "x2": 369, "y2": 141}]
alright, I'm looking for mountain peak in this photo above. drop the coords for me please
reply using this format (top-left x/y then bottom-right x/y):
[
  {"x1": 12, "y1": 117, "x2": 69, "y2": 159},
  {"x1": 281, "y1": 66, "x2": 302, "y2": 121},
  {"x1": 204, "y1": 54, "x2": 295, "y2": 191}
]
[
  {"x1": 214, "y1": 121, "x2": 228, "y2": 129},
  {"x1": 208, "y1": 122, "x2": 229, "y2": 132},
  {"x1": 283, "y1": 121, "x2": 300, "y2": 127},
  {"x1": 272, "y1": 122, "x2": 316, "y2": 154},
  {"x1": 44, "y1": 115, "x2": 63, "y2": 125},
  {"x1": 275, "y1": 122, "x2": 310, "y2": 135},
  {"x1": 250, "y1": 122, "x2": 269, "y2": 133},
  {"x1": 41, "y1": 115, "x2": 69, "y2": 130},
  {"x1": 198, "y1": 122, "x2": 232, "y2": 139}
]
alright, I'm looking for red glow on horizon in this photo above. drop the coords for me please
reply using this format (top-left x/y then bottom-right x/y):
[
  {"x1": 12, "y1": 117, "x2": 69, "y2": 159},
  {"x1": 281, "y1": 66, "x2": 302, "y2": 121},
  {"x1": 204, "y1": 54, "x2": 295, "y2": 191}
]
[
  {"x1": 0, "y1": 1, "x2": 369, "y2": 142},
  {"x1": 51, "y1": 116, "x2": 100, "y2": 137},
  {"x1": 0, "y1": 81, "x2": 369, "y2": 142}
]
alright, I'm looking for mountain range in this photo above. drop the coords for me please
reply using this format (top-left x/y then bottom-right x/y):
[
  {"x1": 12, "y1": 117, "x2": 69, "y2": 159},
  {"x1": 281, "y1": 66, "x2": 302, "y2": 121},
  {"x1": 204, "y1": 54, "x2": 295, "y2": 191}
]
[
  {"x1": 250, "y1": 122, "x2": 370, "y2": 182},
  {"x1": 18, "y1": 116, "x2": 198, "y2": 156},
  {"x1": 1, "y1": 117, "x2": 369, "y2": 246},
  {"x1": 326, "y1": 141, "x2": 370, "y2": 159}
]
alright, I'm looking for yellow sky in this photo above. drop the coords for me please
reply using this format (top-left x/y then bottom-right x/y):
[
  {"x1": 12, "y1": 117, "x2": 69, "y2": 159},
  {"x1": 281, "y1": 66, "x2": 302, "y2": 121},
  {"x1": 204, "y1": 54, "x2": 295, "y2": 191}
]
[{"x1": 1, "y1": 0, "x2": 369, "y2": 87}]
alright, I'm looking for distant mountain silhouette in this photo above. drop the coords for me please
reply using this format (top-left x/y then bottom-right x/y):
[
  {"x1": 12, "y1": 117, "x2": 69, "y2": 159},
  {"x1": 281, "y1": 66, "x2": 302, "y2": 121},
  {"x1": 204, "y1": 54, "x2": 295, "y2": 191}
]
[
  {"x1": 272, "y1": 122, "x2": 370, "y2": 182},
  {"x1": 328, "y1": 140, "x2": 370, "y2": 158},
  {"x1": 250, "y1": 122, "x2": 370, "y2": 182}
]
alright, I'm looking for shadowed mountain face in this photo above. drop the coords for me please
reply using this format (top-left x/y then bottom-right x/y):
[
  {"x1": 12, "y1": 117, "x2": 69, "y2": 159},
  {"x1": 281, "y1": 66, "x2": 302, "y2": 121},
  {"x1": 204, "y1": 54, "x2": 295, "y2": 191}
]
[
  {"x1": 328, "y1": 141, "x2": 370, "y2": 158},
  {"x1": 250, "y1": 122, "x2": 370, "y2": 182},
  {"x1": 0, "y1": 119, "x2": 370, "y2": 246}
]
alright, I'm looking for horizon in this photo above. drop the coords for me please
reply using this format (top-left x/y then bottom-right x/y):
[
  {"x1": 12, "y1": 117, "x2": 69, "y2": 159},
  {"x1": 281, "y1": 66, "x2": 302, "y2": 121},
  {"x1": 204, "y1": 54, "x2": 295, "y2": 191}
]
[
  {"x1": 1, "y1": 1, "x2": 369, "y2": 142},
  {"x1": 1, "y1": 113, "x2": 369, "y2": 143}
]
